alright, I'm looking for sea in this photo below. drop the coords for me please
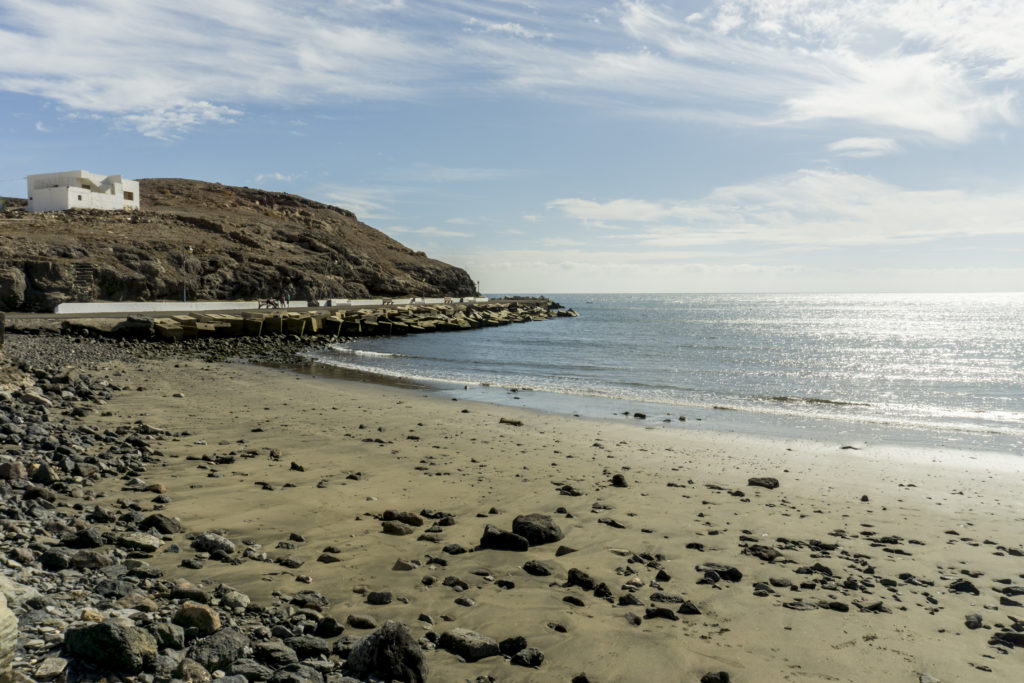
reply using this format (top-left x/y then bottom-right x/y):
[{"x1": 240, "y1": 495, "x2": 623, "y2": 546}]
[{"x1": 298, "y1": 293, "x2": 1024, "y2": 455}]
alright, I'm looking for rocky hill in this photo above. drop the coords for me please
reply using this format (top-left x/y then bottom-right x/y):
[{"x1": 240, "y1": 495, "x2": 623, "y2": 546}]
[{"x1": 0, "y1": 178, "x2": 477, "y2": 312}]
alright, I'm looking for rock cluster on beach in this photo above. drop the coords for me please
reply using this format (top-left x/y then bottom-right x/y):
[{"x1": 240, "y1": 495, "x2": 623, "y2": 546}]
[
  {"x1": 2, "y1": 333, "x2": 1024, "y2": 682},
  {"x1": 0, "y1": 345, "x2": 440, "y2": 681}
]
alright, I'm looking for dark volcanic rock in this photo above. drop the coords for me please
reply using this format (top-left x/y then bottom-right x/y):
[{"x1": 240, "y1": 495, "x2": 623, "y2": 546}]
[
  {"x1": 701, "y1": 673, "x2": 731, "y2": 683},
  {"x1": 512, "y1": 513, "x2": 564, "y2": 546},
  {"x1": 523, "y1": 560, "x2": 553, "y2": 577},
  {"x1": 382, "y1": 510, "x2": 424, "y2": 527},
  {"x1": 747, "y1": 477, "x2": 780, "y2": 489},
  {"x1": 229, "y1": 659, "x2": 276, "y2": 681},
  {"x1": 678, "y1": 600, "x2": 702, "y2": 615},
  {"x1": 696, "y1": 562, "x2": 743, "y2": 582},
  {"x1": 382, "y1": 520, "x2": 415, "y2": 536},
  {"x1": 745, "y1": 544, "x2": 782, "y2": 562},
  {"x1": 567, "y1": 568, "x2": 596, "y2": 591},
  {"x1": 644, "y1": 607, "x2": 679, "y2": 621},
  {"x1": 511, "y1": 646, "x2": 545, "y2": 667},
  {"x1": 949, "y1": 578, "x2": 980, "y2": 595},
  {"x1": 268, "y1": 663, "x2": 325, "y2": 682},
  {"x1": 285, "y1": 634, "x2": 331, "y2": 660},
  {"x1": 348, "y1": 614, "x2": 378, "y2": 630},
  {"x1": 255, "y1": 640, "x2": 299, "y2": 667},
  {"x1": 366, "y1": 591, "x2": 393, "y2": 606},
  {"x1": 500, "y1": 636, "x2": 528, "y2": 656},
  {"x1": 438, "y1": 628, "x2": 501, "y2": 662},
  {"x1": 140, "y1": 512, "x2": 183, "y2": 534},
  {"x1": 344, "y1": 621, "x2": 428, "y2": 683},
  {"x1": 64, "y1": 619, "x2": 157, "y2": 674},
  {"x1": 479, "y1": 524, "x2": 530, "y2": 551},
  {"x1": 187, "y1": 627, "x2": 249, "y2": 672}
]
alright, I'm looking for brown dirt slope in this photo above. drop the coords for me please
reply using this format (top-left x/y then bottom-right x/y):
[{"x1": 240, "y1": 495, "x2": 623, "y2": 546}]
[{"x1": 0, "y1": 178, "x2": 476, "y2": 311}]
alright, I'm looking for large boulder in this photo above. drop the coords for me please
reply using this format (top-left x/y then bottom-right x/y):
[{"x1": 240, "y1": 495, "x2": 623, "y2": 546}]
[
  {"x1": 0, "y1": 268, "x2": 26, "y2": 311},
  {"x1": 268, "y1": 663, "x2": 325, "y2": 682},
  {"x1": 438, "y1": 628, "x2": 500, "y2": 662},
  {"x1": 64, "y1": 619, "x2": 157, "y2": 674},
  {"x1": 192, "y1": 531, "x2": 235, "y2": 555},
  {"x1": 512, "y1": 514, "x2": 564, "y2": 546},
  {"x1": 0, "y1": 593, "x2": 17, "y2": 681},
  {"x1": 173, "y1": 601, "x2": 221, "y2": 635},
  {"x1": 479, "y1": 524, "x2": 529, "y2": 552},
  {"x1": 140, "y1": 513, "x2": 183, "y2": 535},
  {"x1": 187, "y1": 627, "x2": 249, "y2": 672},
  {"x1": 344, "y1": 621, "x2": 428, "y2": 683}
]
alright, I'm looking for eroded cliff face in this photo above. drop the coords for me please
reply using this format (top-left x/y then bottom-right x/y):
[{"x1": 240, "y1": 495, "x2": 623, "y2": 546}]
[{"x1": 0, "y1": 179, "x2": 477, "y2": 311}]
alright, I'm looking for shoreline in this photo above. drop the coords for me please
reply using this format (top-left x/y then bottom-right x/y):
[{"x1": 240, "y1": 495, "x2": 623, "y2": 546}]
[
  {"x1": 288, "y1": 348, "x2": 1024, "y2": 460},
  {"x1": 3, "y1": 338, "x2": 1024, "y2": 681}
]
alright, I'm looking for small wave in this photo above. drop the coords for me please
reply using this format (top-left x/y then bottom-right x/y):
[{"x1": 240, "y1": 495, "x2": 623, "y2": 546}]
[
  {"x1": 761, "y1": 395, "x2": 870, "y2": 408},
  {"x1": 327, "y1": 346, "x2": 407, "y2": 359}
]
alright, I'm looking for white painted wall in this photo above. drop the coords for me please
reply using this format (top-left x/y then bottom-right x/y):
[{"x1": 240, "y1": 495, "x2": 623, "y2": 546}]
[{"x1": 27, "y1": 170, "x2": 140, "y2": 212}]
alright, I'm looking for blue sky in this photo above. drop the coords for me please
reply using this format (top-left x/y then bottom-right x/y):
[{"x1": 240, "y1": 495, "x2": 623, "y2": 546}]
[{"x1": 2, "y1": 0, "x2": 1024, "y2": 293}]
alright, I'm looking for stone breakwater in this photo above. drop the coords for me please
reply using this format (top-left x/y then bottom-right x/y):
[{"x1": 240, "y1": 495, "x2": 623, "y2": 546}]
[{"x1": 6, "y1": 301, "x2": 578, "y2": 343}]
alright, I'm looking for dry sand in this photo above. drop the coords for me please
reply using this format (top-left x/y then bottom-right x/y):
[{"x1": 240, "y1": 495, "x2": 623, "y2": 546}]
[{"x1": 84, "y1": 356, "x2": 1024, "y2": 682}]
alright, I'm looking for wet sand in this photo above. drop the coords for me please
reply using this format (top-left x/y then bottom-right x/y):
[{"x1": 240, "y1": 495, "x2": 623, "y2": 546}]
[{"x1": 86, "y1": 356, "x2": 1024, "y2": 682}]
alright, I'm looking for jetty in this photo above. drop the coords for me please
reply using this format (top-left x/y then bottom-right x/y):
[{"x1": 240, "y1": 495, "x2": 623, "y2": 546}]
[{"x1": 2, "y1": 299, "x2": 578, "y2": 342}]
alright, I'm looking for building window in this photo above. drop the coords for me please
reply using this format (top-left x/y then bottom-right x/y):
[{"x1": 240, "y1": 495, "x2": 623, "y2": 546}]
[
  {"x1": 124, "y1": 191, "x2": 134, "y2": 201},
  {"x1": 77, "y1": 195, "x2": 82, "y2": 200}
]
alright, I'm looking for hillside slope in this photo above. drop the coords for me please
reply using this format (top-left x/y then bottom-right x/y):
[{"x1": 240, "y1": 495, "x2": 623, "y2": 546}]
[{"x1": 0, "y1": 178, "x2": 477, "y2": 311}]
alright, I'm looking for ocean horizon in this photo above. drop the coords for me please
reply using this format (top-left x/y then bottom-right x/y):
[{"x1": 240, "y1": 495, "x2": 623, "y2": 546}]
[{"x1": 300, "y1": 292, "x2": 1024, "y2": 455}]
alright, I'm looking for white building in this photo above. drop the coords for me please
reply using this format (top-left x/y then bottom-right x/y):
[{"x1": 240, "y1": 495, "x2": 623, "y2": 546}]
[{"x1": 26, "y1": 170, "x2": 140, "y2": 212}]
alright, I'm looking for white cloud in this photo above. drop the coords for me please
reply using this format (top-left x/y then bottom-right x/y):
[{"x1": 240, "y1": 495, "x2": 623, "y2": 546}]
[
  {"x1": 464, "y1": 18, "x2": 544, "y2": 40},
  {"x1": 549, "y1": 169, "x2": 1024, "y2": 249},
  {"x1": 118, "y1": 102, "x2": 240, "y2": 139},
  {"x1": 34, "y1": 121, "x2": 49, "y2": 132},
  {"x1": 1, "y1": 1, "x2": 1022, "y2": 141},
  {"x1": 0, "y1": 0, "x2": 439, "y2": 137},
  {"x1": 387, "y1": 225, "x2": 472, "y2": 238},
  {"x1": 418, "y1": 226, "x2": 473, "y2": 238},
  {"x1": 468, "y1": 0, "x2": 1024, "y2": 141},
  {"x1": 547, "y1": 197, "x2": 683, "y2": 223},
  {"x1": 255, "y1": 172, "x2": 293, "y2": 182},
  {"x1": 317, "y1": 185, "x2": 398, "y2": 220},
  {"x1": 397, "y1": 163, "x2": 513, "y2": 183},
  {"x1": 827, "y1": 137, "x2": 900, "y2": 158}
]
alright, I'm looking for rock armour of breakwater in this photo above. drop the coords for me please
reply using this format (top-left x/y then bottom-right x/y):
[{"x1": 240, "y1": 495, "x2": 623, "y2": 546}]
[{"x1": 9, "y1": 300, "x2": 579, "y2": 342}]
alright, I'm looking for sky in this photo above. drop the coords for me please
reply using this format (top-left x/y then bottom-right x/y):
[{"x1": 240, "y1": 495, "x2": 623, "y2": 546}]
[{"x1": 2, "y1": 0, "x2": 1024, "y2": 294}]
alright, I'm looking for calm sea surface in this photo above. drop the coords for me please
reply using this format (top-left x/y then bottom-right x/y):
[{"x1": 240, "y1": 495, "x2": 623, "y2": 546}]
[{"x1": 301, "y1": 293, "x2": 1024, "y2": 454}]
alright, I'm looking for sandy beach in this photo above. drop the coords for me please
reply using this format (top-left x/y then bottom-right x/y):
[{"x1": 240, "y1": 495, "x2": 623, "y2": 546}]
[{"x1": 62, "y1": 353, "x2": 1024, "y2": 682}]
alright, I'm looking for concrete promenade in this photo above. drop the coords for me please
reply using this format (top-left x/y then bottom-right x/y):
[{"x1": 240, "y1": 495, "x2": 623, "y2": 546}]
[
  {"x1": 2, "y1": 297, "x2": 569, "y2": 341},
  {"x1": 49, "y1": 296, "x2": 489, "y2": 316}
]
